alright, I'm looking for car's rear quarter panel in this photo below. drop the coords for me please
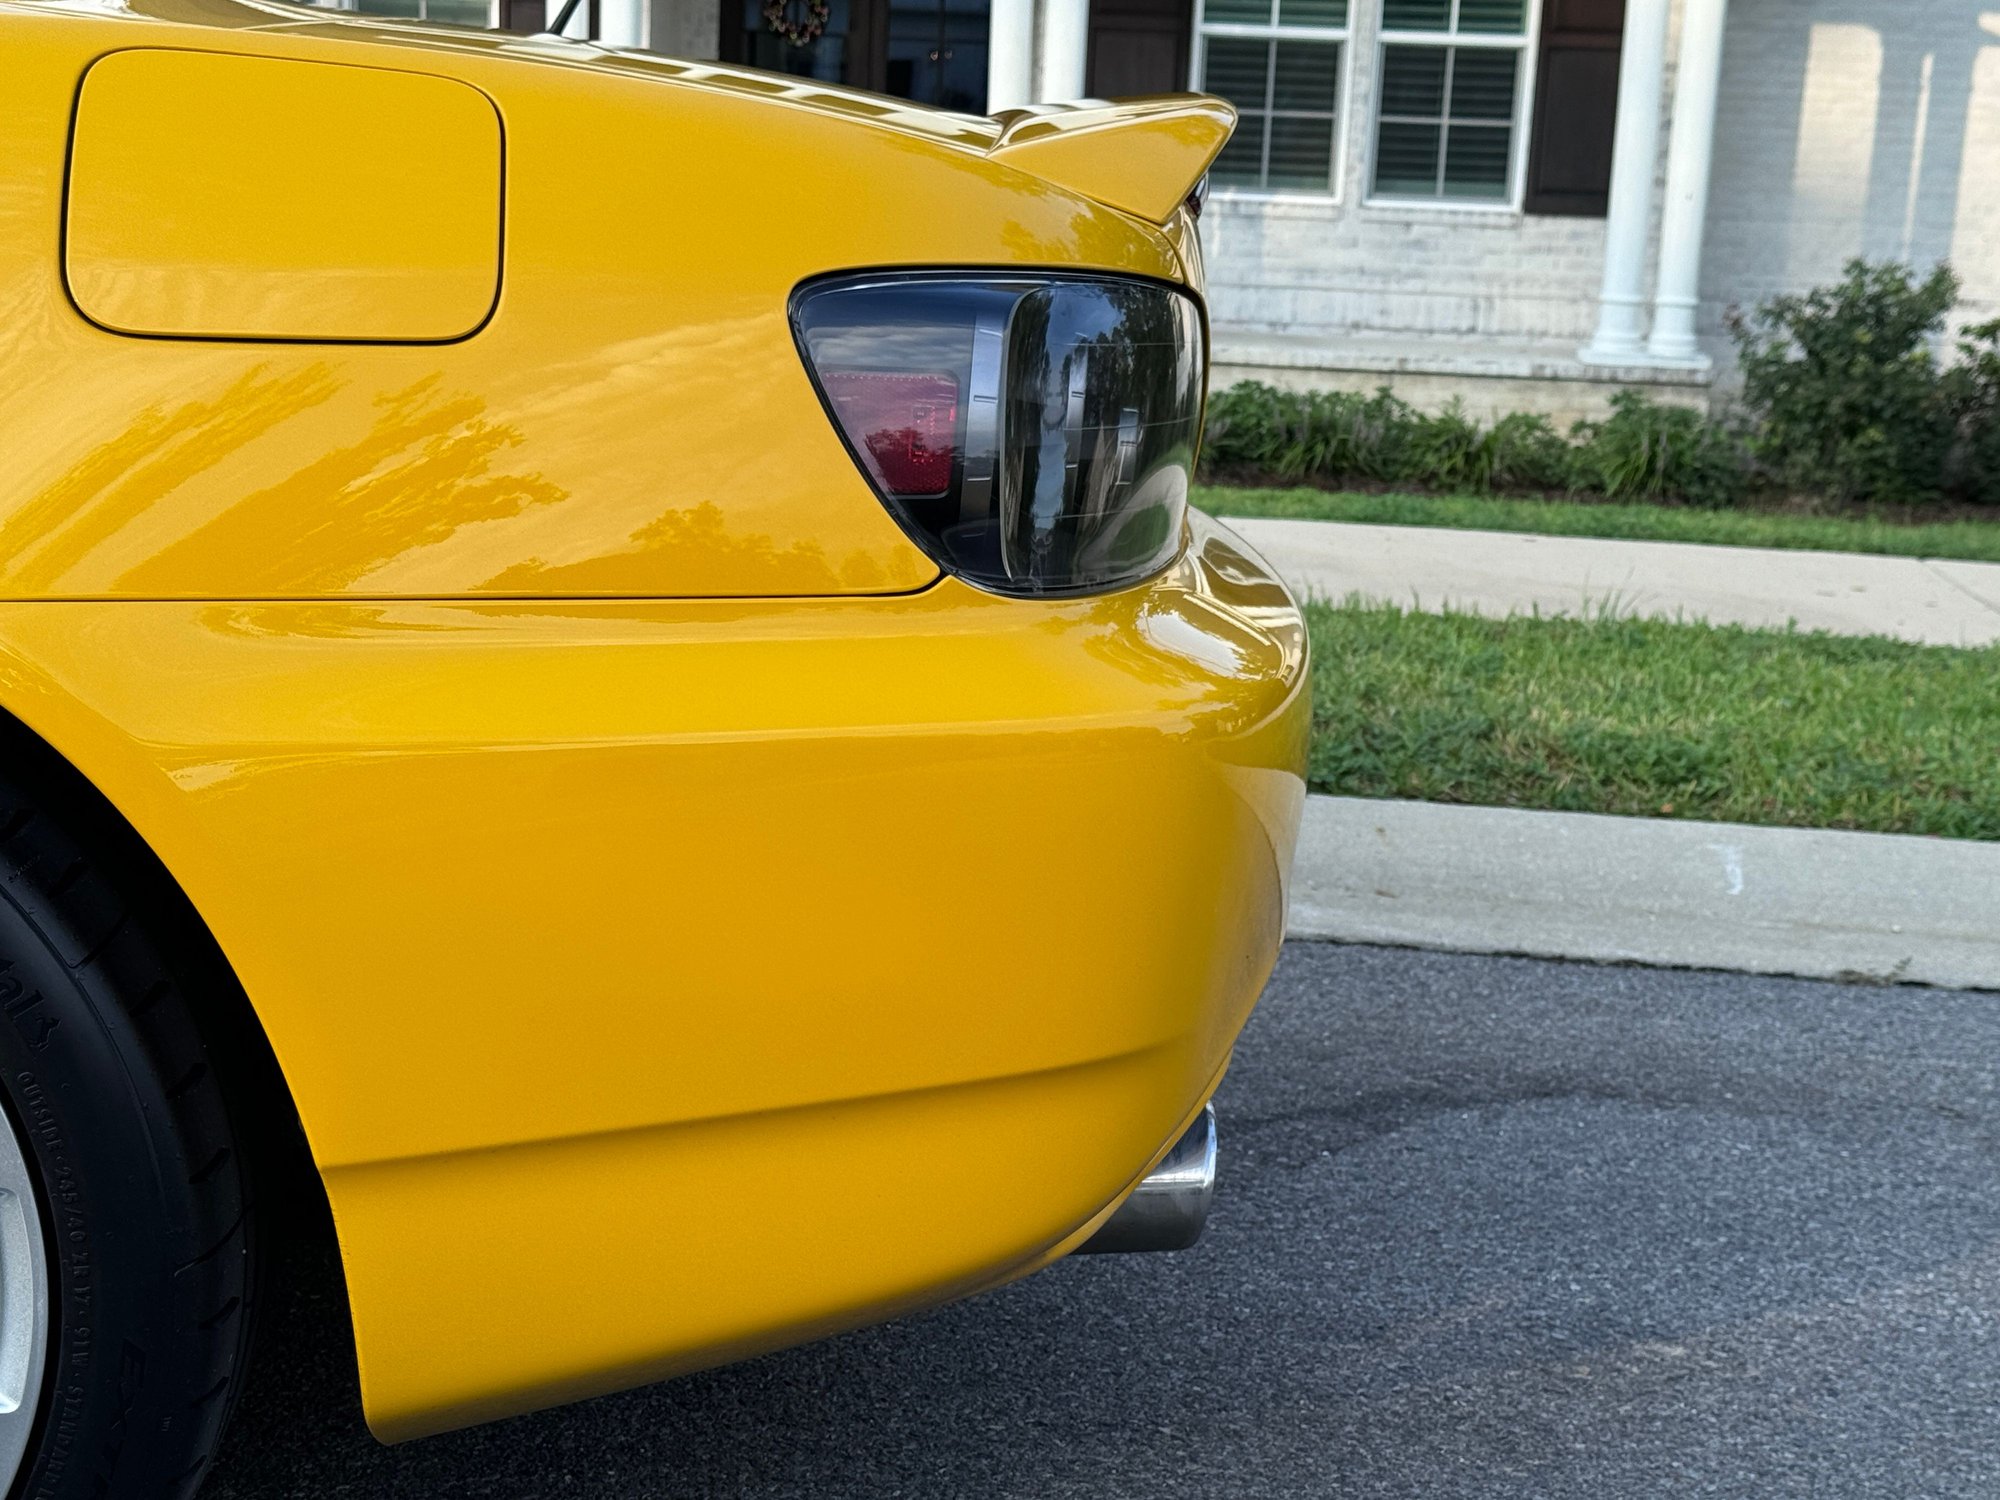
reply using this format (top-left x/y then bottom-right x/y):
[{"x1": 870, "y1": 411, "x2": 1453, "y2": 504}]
[
  {"x1": 0, "y1": 10, "x2": 1182, "y2": 598},
  {"x1": 0, "y1": 2, "x2": 1298, "y2": 1439}
]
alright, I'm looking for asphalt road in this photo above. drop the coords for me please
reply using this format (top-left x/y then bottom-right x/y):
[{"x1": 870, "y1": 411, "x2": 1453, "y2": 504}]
[{"x1": 207, "y1": 944, "x2": 2000, "y2": 1498}]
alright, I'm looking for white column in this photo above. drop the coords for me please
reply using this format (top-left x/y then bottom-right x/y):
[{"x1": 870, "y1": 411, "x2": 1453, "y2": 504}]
[
  {"x1": 988, "y1": 0, "x2": 1036, "y2": 111},
  {"x1": 596, "y1": 0, "x2": 645, "y2": 46},
  {"x1": 1579, "y1": 0, "x2": 1671, "y2": 365},
  {"x1": 1038, "y1": 0, "x2": 1090, "y2": 103},
  {"x1": 1647, "y1": 0, "x2": 1729, "y2": 364}
]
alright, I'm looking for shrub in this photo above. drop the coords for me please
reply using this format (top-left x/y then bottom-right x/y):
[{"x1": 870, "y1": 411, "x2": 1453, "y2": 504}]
[
  {"x1": 1201, "y1": 382, "x2": 1421, "y2": 484},
  {"x1": 1570, "y1": 392, "x2": 1747, "y2": 508},
  {"x1": 1486, "y1": 411, "x2": 1578, "y2": 491},
  {"x1": 1732, "y1": 259, "x2": 1960, "y2": 504},
  {"x1": 1199, "y1": 380, "x2": 1293, "y2": 474},
  {"x1": 1945, "y1": 318, "x2": 2000, "y2": 505},
  {"x1": 1202, "y1": 383, "x2": 1746, "y2": 504},
  {"x1": 1290, "y1": 387, "x2": 1421, "y2": 483},
  {"x1": 1400, "y1": 399, "x2": 1501, "y2": 491},
  {"x1": 1202, "y1": 263, "x2": 2000, "y2": 508},
  {"x1": 1399, "y1": 404, "x2": 1579, "y2": 493},
  {"x1": 1202, "y1": 384, "x2": 1577, "y2": 494}
]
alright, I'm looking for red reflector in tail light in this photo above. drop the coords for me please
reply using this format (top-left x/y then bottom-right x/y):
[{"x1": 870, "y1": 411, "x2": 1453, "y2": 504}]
[{"x1": 822, "y1": 371, "x2": 960, "y2": 498}]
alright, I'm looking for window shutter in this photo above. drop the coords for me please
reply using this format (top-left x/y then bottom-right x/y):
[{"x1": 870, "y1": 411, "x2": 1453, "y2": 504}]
[
  {"x1": 1524, "y1": 0, "x2": 1624, "y2": 216},
  {"x1": 499, "y1": 0, "x2": 544, "y2": 31}
]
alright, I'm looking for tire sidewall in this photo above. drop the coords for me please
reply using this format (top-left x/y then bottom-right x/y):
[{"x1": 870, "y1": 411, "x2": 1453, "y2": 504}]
[{"x1": 0, "y1": 886, "x2": 208, "y2": 1500}]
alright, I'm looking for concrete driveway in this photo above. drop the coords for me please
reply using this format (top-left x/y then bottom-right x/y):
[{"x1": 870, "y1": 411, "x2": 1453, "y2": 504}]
[{"x1": 208, "y1": 943, "x2": 2000, "y2": 1499}]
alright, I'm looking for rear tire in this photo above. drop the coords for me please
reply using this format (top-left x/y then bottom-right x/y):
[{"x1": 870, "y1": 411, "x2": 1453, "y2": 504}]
[{"x1": 0, "y1": 776, "x2": 254, "y2": 1500}]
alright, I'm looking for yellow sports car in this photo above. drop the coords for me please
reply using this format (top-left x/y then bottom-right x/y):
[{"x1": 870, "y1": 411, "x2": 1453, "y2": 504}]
[{"x1": 0, "y1": 2, "x2": 1307, "y2": 1493}]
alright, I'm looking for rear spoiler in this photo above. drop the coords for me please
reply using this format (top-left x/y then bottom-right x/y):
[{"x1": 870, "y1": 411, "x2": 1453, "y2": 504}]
[{"x1": 986, "y1": 95, "x2": 1236, "y2": 225}]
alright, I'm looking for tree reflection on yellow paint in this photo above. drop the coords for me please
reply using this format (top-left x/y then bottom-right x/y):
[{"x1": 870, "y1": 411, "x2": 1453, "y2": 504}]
[
  {"x1": 482, "y1": 500, "x2": 860, "y2": 595},
  {"x1": 0, "y1": 363, "x2": 342, "y2": 593},
  {"x1": 119, "y1": 374, "x2": 566, "y2": 595}
]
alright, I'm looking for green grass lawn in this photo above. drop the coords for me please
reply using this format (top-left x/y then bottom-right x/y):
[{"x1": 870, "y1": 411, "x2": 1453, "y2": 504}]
[
  {"x1": 1202, "y1": 484, "x2": 2000, "y2": 563},
  {"x1": 1306, "y1": 599, "x2": 2000, "y2": 840}
]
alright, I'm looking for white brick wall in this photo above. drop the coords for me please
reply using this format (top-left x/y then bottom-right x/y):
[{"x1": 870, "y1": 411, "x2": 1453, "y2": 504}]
[
  {"x1": 1204, "y1": 197, "x2": 1611, "y2": 343},
  {"x1": 1704, "y1": 0, "x2": 2000, "y2": 341}
]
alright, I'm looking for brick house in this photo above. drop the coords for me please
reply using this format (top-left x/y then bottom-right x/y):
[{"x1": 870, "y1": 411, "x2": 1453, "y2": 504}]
[{"x1": 319, "y1": 0, "x2": 2000, "y2": 421}]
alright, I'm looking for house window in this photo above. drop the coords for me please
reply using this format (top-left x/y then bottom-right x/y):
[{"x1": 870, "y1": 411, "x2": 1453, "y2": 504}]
[
  {"x1": 1194, "y1": 0, "x2": 1348, "y2": 193},
  {"x1": 315, "y1": 0, "x2": 503, "y2": 25},
  {"x1": 1371, "y1": 0, "x2": 1533, "y2": 203}
]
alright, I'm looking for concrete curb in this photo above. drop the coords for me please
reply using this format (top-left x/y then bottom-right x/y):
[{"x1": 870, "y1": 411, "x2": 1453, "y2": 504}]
[{"x1": 1286, "y1": 795, "x2": 2000, "y2": 990}]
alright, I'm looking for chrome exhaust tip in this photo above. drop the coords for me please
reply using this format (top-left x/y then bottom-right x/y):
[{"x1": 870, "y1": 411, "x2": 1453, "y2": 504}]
[{"x1": 1078, "y1": 1105, "x2": 1216, "y2": 1255}]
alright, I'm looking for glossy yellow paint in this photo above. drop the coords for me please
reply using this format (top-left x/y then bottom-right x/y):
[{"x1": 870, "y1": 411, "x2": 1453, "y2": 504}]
[
  {"x1": 0, "y1": 513, "x2": 1306, "y2": 1436},
  {"x1": 1, "y1": 0, "x2": 1302, "y2": 1444},
  {"x1": 68, "y1": 50, "x2": 503, "y2": 341},
  {"x1": 990, "y1": 96, "x2": 1238, "y2": 223},
  {"x1": 2, "y1": 2, "x2": 1190, "y2": 600}
]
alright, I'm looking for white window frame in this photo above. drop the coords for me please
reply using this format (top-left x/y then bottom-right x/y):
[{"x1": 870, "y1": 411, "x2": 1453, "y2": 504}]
[
  {"x1": 1365, "y1": 0, "x2": 1542, "y2": 213},
  {"x1": 313, "y1": 0, "x2": 504, "y2": 27},
  {"x1": 1190, "y1": 0, "x2": 1356, "y2": 203}
]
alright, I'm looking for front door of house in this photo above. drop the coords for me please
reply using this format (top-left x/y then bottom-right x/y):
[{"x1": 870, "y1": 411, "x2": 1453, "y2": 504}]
[
  {"x1": 730, "y1": 0, "x2": 990, "y2": 113},
  {"x1": 884, "y1": 0, "x2": 988, "y2": 110}
]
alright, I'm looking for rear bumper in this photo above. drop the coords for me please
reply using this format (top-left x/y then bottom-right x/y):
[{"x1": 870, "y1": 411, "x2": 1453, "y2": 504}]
[
  {"x1": 16, "y1": 509, "x2": 1306, "y2": 1440},
  {"x1": 334, "y1": 509, "x2": 1308, "y2": 1436}
]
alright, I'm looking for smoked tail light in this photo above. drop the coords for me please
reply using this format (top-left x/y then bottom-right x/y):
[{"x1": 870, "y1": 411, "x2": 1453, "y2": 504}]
[{"x1": 791, "y1": 274, "x2": 1205, "y2": 597}]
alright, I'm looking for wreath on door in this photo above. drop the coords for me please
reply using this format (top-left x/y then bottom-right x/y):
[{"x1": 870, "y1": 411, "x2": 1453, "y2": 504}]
[{"x1": 762, "y1": 0, "x2": 829, "y2": 47}]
